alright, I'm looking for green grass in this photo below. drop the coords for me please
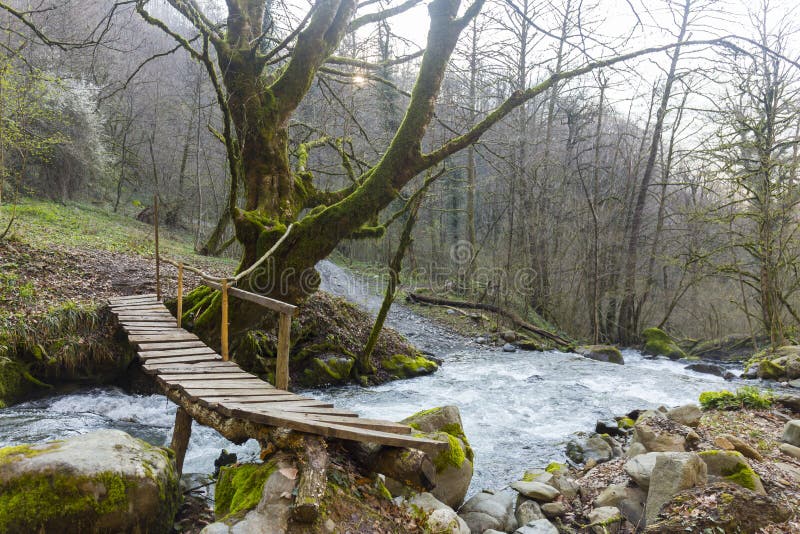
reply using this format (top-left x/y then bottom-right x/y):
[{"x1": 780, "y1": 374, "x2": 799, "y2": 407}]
[{"x1": 0, "y1": 198, "x2": 234, "y2": 269}]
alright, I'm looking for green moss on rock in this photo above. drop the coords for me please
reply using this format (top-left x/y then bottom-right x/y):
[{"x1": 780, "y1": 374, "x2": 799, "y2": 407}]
[
  {"x1": 642, "y1": 327, "x2": 687, "y2": 360},
  {"x1": 382, "y1": 353, "x2": 437, "y2": 379},
  {"x1": 0, "y1": 469, "x2": 133, "y2": 533},
  {"x1": 215, "y1": 461, "x2": 277, "y2": 518},
  {"x1": 757, "y1": 359, "x2": 785, "y2": 380},
  {"x1": 300, "y1": 356, "x2": 354, "y2": 386},
  {"x1": 0, "y1": 357, "x2": 27, "y2": 408}
]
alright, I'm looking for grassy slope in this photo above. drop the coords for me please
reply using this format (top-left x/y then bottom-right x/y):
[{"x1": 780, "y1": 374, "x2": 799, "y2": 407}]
[{"x1": 0, "y1": 199, "x2": 236, "y2": 325}]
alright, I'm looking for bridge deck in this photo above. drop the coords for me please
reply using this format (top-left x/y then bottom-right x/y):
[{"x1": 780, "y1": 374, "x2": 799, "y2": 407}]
[{"x1": 109, "y1": 294, "x2": 444, "y2": 450}]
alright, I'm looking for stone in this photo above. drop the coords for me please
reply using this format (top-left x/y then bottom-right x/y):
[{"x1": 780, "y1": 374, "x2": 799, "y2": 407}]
[
  {"x1": 644, "y1": 452, "x2": 707, "y2": 526},
  {"x1": 540, "y1": 502, "x2": 567, "y2": 518},
  {"x1": 501, "y1": 331, "x2": 518, "y2": 342},
  {"x1": 549, "y1": 474, "x2": 579, "y2": 500},
  {"x1": 626, "y1": 442, "x2": 647, "y2": 458},
  {"x1": 409, "y1": 492, "x2": 450, "y2": 513},
  {"x1": 631, "y1": 422, "x2": 686, "y2": 452},
  {"x1": 521, "y1": 469, "x2": 553, "y2": 486},
  {"x1": 599, "y1": 434, "x2": 624, "y2": 458},
  {"x1": 698, "y1": 450, "x2": 764, "y2": 494},
  {"x1": 779, "y1": 443, "x2": 800, "y2": 460},
  {"x1": 641, "y1": 327, "x2": 686, "y2": 360},
  {"x1": 685, "y1": 362, "x2": 727, "y2": 377},
  {"x1": 596, "y1": 419, "x2": 625, "y2": 437},
  {"x1": 515, "y1": 499, "x2": 544, "y2": 525},
  {"x1": 568, "y1": 434, "x2": 613, "y2": 465},
  {"x1": 593, "y1": 485, "x2": 628, "y2": 508},
  {"x1": 428, "y1": 508, "x2": 470, "y2": 534},
  {"x1": 458, "y1": 490, "x2": 516, "y2": 534},
  {"x1": 623, "y1": 452, "x2": 661, "y2": 490},
  {"x1": 515, "y1": 519, "x2": 559, "y2": 534},
  {"x1": 713, "y1": 436, "x2": 735, "y2": 450},
  {"x1": 789, "y1": 379, "x2": 800, "y2": 389},
  {"x1": 720, "y1": 434, "x2": 763, "y2": 461},
  {"x1": 644, "y1": 482, "x2": 793, "y2": 533},
  {"x1": 576, "y1": 345, "x2": 625, "y2": 365},
  {"x1": 758, "y1": 358, "x2": 786, "y2": 379},
  {"x1": 0, "y1": 429, "x2": 179, "y2": 534},
  {"x1": 782, "y1": 420, "x2": 800, "y2": 446},
  {"x1": 666, "y1": 404, "x2": 702, "y2": 427},
  {"x1": 402, "y1": 406, "x2": 473, "y2": 509},
  {"x1": 588, "y1": 506, "x2": 623, "y2": 534},
  {"x1": 503, "y1": 343, "x2": 517, "y2": 352},
  {"x1": 776, "y1": 394, "x2": 800, "y2": 413},
  {"x1": 510, "y1": 480, "x2": 560, "y2": 502}
]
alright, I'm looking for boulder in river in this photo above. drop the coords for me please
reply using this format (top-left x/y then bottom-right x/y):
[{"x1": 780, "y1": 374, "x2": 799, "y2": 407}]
[
  {"x1": 576, "y1": 345, "x2": 624, "y2": 365},
  {"x1": 641, "y1": 327, "x2": 686, "y2": 360},
  {"x1": 401, "y1": 406, "x2": 473, "y2": 509},
  {"x1": 0, "y1": 429, "x2": 180, "y2": 534}
]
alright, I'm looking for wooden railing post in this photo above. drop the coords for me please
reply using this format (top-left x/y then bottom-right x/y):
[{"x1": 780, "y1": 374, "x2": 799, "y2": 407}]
[
  {"x1": 154, "y1": 194, "x2": 161, "y2": 301},
  {"x1": 176, "y1": 263, "x2": 184, "y2": 328},
  {"x1": 221, "y1": 279, "x2": 229, "y2": 361},
  {"x1": 277, "y1": 312, "x2": 291, "y2": 390}
]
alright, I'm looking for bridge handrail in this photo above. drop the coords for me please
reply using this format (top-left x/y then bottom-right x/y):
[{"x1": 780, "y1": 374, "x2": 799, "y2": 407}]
[{"x1": 151, "y1": 195, "x2": 295, "y2": 389}]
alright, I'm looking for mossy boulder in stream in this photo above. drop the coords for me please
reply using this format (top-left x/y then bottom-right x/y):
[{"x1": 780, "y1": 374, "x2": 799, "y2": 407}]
[
  {"x1": 0, "y1": 357, "x2": 28, "y2": 408},
  {"x1": 0, "y1": 429, "x2": 180, "y2": 533},
  {"x1": 383, "y1": 353, "x2": 438, "y2": 379},
  {"x1": 642, "y1": 328, "x2": 686, "y2": 360},
  {"x1": 401, "y1": 406, "x2": 473, "y2": 509},
  {"x1": 576, "y1": 345, "x2": 624, "y2": 365}
]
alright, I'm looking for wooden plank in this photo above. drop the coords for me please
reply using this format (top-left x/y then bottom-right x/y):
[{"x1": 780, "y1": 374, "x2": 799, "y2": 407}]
[
  {"x1": 109, "y1": 293, "x2": 157, "y2": 302},
  {"x1": 162, "y1": 379, "x2": 267, "y2": 389},
  {"x1": 195, "y1": 394, "x2": 315, "y2": 403},
  {"x1": 129, "y1": 333, "x2": 199, "y2": 343},
  {"x1": 158, "y1": 372, "x2": 254, "y2": 381},
  {"x1": 121, "y1": 321, "x2": 178, "y2": 328},
  {"x1": 218, "y1": 402, "x2": 345, "y2": 415},
  {"x1": 141, "y1": 362, "x2": 238, "y2": 375},
  {"x1": 204, "y1": 280, "x2": 297, "y2": 316},
  {"x1": 138, "y1": 341, "x2": 207, "y2": 351},
  {"x1": 226, "y1": 408, "x2": 447, "y2": 449},
  {"x1": 142, "y1": 359, "x2": 236, "y2": 375},
  {"x1": 181, "y1": 387, "x2": 279, "y2": 398},
  {"x1": 197, "y1": 394, "x2": 317, "y2": 405},
  {"x1": 111, "y1": 302, "x2": 161, "y2": 308},
  {"x1": 118, "y1": 315, "x2": 176, "y2": 322},
  {"x1": 116, "y1": 310, "x2": 175, "y2": 317},
  {"x1": 220, "y1": 399, "x2": 334, "y2": 409},
  {"x1": 139, "y1": 347, "x2": 217, "y2": 359},
  {"x1": 307, "y1": 415, "x2": 411, "y2": 434},
  {"x1": 139, "y1": 354, "x2": 222, "y2": 365},
  {"x1": 127, "y1": 329, "x2": 186, "y2": 336}
]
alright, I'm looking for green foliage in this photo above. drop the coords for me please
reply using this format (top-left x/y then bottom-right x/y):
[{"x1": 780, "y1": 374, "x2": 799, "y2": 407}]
[
  {"x1": 214, "y1": 461, "x2": 277, "y2": 518},
  {"x1": 699, "y1": 386, "x2": 773, "y2": 411}
]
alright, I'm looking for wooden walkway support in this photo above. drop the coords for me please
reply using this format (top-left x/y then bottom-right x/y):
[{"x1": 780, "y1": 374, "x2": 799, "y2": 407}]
[{"x1": 108, "y1": 294, "x2": 445, "y2": 476}]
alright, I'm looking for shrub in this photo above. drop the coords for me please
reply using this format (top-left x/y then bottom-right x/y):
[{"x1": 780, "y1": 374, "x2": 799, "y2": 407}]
[{"x1": 699, "y1": 386, "x2": 773, "y2": 411}]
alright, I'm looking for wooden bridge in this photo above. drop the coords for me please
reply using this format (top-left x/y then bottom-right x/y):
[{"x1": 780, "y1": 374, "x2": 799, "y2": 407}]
[{"x1": 109, "y1": 204, "x2": 445, "y2": 489}]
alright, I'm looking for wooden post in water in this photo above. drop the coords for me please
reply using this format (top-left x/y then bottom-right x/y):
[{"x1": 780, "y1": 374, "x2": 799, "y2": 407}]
[
  {"x1": 221, "y1": 279, "x2": 229, "y2": 361},
  {"x1": 154, "y1": 195, "x2": 161, "y2": 301},
  {"x1": 176, "y1": 263, "x2": 184, "y2": 328},
  {"x1": 277, "y1": 312, "x2": 291, "y2": 390},
  {"x1": 170, "y1": 406, "x2": 192, "y2": 476}
]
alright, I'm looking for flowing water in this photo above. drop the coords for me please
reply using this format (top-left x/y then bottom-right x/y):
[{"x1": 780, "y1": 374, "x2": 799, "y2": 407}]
[{"x1": 0, "y1": 260, "x2": 742, "y2": 494}]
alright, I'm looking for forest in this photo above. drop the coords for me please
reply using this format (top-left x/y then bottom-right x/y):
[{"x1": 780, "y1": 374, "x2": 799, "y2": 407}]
[{"x1": 1, "y1": 0, "x2": 800, "y2": 533}]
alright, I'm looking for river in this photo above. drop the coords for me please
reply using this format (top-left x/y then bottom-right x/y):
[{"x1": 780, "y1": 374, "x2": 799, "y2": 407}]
[{"x1": 0, "y1": 260, "x2": 739, "y2": 494}]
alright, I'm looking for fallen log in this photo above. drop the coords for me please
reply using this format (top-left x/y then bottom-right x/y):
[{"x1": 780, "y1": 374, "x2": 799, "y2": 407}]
[{"x1": 406, "y1": 292, "x2": 571, "y2": 347}]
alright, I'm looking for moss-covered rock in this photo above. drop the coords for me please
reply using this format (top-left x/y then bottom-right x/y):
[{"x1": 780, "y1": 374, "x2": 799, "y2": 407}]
[
  {"x1": 576, "y1": 345, "x2": 624, "y2": 365},
  {"x1": 758, "y1": 358, "x2": 786, "y2": 379},
  {"x1": 401, "y1": 406, "x2": 473, "y2": 509},
  {"x1": 685, "y1": 334, "x2": 769, "y2": 362},
  {"x1": 382, "y1": 353, "x2": 438, "y2": 379},
  {"x1": 215, "y1": 461, "x2": 278, "y2": 518},
  {"x1": 0, "y1": 356, "x2": 28, "y2": 408},
  {"x1": 642, "y1": 328, "x2": 686, "y2": 360},
  {"x1": 0, "y1": 429, "x2": 179, "y2": 533},
  {"x1": 299, "y1": 355, "x2": 355, "y2": 387},
  {"x1": 698, "y1": 450, "x2": 764, "y2": 493}
]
